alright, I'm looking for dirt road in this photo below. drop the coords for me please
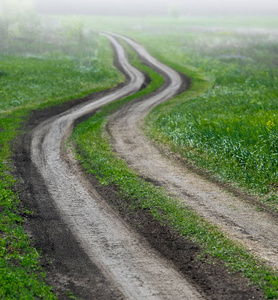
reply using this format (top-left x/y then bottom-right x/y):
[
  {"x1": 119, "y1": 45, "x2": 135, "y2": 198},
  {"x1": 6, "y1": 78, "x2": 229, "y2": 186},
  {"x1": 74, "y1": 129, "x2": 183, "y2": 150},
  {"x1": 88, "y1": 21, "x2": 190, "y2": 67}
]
[
  {"x1": 108, "y1": 35, "x2": 278, "y2": 272},
  {"x1": 24, "y1": 34, "x2": 203, "y2": 299},
  {"x1": 13, "y1": 32, "x2": 268, "y2": 299}
]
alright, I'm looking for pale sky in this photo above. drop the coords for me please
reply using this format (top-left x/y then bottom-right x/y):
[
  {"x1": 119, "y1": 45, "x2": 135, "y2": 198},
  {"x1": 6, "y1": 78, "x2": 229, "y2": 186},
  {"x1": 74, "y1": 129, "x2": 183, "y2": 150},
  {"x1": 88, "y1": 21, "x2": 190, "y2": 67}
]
[{"x1": 35, "y1": 0, "x2": 278, "y2": 15}]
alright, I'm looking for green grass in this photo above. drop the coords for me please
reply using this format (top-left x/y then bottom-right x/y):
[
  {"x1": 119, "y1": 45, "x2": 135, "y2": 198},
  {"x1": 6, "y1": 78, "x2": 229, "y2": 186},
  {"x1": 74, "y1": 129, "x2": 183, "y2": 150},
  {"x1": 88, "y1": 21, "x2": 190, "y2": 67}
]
[
  {"x1": 71, "y1": 39, "x2": 278, "y2": 299},
  {"x1": 0, "y1": 40, "x2": 121, "y2": 114},
  {"x1": 141, "y1": 31, "x2": 278, "y2": 208},
  {"x1": 1, "y1": 14, "x2": 278, "y2": 298},
  {"x1": 0, "y1": 31, "x2": 123, "y2": 298}
]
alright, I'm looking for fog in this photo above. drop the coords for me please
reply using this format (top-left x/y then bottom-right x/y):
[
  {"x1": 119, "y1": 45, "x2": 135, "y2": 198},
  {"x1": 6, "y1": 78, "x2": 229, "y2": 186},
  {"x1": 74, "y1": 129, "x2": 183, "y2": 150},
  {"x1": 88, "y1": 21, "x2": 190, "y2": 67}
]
[
  {"x1": 1, "y1": 0, "x2": 278, "y2": 56},
  {"x1": 35, "y1": 0, "x2": 278, "y2": 16}
]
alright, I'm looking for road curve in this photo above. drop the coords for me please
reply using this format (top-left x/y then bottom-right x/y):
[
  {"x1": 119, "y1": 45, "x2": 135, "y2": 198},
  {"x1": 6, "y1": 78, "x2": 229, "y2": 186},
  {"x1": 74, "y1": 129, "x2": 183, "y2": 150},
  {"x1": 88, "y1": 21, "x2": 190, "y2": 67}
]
[
  {"x1": 30, "y1": 34, "x2": 203, "y2": 299},
  {"x1": 108, "y1": 35, "x2": 278, "y2": 271}
]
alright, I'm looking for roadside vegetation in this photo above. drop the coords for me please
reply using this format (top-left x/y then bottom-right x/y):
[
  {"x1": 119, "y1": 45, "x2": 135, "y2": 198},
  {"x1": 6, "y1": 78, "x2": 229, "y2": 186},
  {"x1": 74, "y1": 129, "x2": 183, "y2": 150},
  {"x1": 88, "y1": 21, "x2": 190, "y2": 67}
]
[
  {"x1": 143, "y1": 31, "x2": 278, "y2": 209},
  {"x1": 0, "y1": 7, "x2": 123, "y2": 298},
  {"x1": 1, "y1": 9, "x2": 278, "y2": 298}
]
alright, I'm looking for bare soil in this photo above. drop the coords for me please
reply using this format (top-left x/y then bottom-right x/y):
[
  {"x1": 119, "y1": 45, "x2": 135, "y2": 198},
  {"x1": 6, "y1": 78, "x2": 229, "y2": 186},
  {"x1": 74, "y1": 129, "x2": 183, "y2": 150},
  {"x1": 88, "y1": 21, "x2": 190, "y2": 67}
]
[{"x1": 11, "y1": 34, "x2": 266, "y2": 299}]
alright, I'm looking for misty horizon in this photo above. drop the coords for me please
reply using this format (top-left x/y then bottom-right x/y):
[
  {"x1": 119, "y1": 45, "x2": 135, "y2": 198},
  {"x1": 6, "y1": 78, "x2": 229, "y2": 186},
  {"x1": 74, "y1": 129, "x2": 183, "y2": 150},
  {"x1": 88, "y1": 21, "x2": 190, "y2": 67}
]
[{"x1": 35, "y1": 0, "x2": 278, "y2": 16}]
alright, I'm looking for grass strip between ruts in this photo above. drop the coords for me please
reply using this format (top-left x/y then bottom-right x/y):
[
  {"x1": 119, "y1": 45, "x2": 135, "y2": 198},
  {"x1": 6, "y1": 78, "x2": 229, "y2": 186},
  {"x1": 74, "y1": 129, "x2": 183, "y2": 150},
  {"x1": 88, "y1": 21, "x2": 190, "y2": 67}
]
[{"x1": 71, "y1": 42, "x2": 278, "y2": 299}]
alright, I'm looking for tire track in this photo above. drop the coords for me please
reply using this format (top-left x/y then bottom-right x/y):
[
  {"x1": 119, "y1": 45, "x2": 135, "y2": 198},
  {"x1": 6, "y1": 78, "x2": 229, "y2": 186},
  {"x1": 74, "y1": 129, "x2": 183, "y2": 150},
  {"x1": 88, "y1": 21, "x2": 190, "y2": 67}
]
[
  {"x1": 29, "y1": 34, "x2": 203, "y2": 299},
  {"x1": 108, "y1": 34, "x2": 278, "y2": 272}
]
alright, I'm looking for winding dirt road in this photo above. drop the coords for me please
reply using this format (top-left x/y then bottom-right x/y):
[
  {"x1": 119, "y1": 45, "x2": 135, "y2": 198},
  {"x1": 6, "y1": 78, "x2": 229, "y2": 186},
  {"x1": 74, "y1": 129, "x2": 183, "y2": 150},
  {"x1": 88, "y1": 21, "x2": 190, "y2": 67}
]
[
  {"x1": 13, "y1": 32, "x2": 269, "y2": 299},
  {"x1": 108, "y1": 35, "x2": 278, "y2": 271},
  {"x1": 28, "y1": 34, "x2": 203, "y2": 299}
]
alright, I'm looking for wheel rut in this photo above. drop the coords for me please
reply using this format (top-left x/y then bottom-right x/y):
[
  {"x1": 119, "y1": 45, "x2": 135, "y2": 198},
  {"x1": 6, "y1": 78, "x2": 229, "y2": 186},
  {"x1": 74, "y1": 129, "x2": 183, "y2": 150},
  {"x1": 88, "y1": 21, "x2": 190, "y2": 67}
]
[
  {"x1": 12, "y1": 31, "x2": 269, "y2": 299},
  {"x1": 16, "y1": 33, "x2": 204, "y2": 299},
  {"x1": 108, "y1": 34, "x2": 278, "y2": 273}
]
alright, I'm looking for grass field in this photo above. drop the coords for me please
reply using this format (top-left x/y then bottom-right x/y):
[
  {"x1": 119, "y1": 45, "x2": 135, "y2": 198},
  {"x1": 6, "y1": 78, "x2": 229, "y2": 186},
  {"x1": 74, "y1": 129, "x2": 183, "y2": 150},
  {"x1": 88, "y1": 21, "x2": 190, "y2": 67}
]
[{"x1": 1, "y1": 14, "x2": 278, "y2": 298}]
